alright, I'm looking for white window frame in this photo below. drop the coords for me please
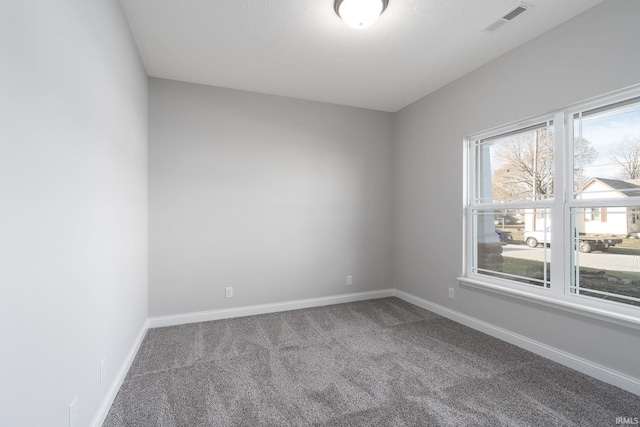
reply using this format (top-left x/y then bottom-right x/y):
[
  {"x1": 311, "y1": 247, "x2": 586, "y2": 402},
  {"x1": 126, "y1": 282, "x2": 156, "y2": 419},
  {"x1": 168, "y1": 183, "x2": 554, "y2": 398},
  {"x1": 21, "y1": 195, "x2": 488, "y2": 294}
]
[{"x1": 459, "y1": 85, "x2": 640, "y2": 330}]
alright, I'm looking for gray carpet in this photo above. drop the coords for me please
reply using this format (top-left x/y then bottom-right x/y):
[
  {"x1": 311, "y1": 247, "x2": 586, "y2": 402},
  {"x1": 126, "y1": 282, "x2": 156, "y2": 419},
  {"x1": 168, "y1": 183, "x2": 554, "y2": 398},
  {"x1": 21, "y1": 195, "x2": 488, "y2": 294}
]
[{"x1": 103, "y1": 297, "x2": 639, "y2": 426}]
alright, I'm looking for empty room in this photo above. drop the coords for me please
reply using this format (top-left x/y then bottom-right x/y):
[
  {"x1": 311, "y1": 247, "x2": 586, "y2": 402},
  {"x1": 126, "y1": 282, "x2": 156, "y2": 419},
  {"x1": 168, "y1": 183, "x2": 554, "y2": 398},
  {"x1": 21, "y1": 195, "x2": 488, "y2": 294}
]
[{"x1": 2, "y1": 0, "x2": 640, "y2": 426}]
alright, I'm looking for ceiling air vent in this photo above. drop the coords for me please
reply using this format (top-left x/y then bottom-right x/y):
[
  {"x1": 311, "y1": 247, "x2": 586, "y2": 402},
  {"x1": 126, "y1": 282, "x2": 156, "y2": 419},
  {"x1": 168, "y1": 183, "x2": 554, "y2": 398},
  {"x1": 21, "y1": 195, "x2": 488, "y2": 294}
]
[
  {"x1": 503, "y1": 6, "x2": 527, "y2": 20},
  {"x1": 483, "y1": 4, "x2": 528, "y2": 32}
]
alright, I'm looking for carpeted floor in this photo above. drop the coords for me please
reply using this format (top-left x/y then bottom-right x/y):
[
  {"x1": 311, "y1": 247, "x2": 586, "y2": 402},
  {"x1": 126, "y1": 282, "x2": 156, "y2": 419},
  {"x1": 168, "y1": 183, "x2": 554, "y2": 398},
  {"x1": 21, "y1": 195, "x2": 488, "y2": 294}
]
[{"x1": 103, "y1": 297, "x2": 639, "y2": 426}]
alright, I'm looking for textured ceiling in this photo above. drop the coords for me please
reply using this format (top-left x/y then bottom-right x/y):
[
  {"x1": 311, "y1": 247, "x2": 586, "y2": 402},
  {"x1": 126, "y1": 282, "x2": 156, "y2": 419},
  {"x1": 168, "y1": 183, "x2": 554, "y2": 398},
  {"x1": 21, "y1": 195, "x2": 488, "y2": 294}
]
[{"x1": 119, "y1": 0, "x2": 604, "y2": 112}]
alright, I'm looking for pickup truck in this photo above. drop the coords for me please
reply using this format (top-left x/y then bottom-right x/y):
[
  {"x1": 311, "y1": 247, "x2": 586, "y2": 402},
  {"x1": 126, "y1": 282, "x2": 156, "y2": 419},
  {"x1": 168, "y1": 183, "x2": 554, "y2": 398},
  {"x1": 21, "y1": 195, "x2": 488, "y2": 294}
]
[{"x1": 524, "y1": 229, "x2": 623, "y2": 253}]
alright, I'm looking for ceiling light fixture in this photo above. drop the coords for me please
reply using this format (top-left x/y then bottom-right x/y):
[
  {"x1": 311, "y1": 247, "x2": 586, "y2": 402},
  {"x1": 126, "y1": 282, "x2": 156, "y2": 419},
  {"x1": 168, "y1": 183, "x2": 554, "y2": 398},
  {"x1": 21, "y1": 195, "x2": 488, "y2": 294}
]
[{"x1": 334, "y1": 0, "x2": 389, "y2": 30}]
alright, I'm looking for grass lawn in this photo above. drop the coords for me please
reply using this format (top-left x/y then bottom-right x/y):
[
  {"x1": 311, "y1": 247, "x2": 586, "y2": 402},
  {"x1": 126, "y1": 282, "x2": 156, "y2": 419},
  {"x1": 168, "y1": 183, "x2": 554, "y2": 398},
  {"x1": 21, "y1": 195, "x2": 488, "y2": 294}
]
[
  {"x1": 501, "y1": 257, "x2": 547, "y2": 281},
  {"x1": 489, "y1": 225, "x2": 640, "y2": 306},
  {"x1": 500, "y1": 255, "x2": 640, "y2": 307}
]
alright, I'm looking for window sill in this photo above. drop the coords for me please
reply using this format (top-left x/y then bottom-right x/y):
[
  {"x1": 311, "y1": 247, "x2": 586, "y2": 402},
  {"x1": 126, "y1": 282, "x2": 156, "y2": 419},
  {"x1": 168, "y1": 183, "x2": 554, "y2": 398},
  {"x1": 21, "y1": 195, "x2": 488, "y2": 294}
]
[{"x1": 457, "y1": 276, "x2": 640, "y2": 330}]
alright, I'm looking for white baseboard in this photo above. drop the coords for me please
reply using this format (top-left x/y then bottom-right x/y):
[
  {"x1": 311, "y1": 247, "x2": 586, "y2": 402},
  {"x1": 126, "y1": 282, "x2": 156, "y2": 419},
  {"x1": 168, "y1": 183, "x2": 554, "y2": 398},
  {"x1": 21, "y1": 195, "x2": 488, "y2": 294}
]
[
  {"x1": 392, "y1": 289, "x2": 640, "y2": 396},
  {"x1": 148, "y1": 289, "x2": 394, "y2": 328},
  {"x1": 90, "y1": 319, "x2": 149, "y2": 427}
]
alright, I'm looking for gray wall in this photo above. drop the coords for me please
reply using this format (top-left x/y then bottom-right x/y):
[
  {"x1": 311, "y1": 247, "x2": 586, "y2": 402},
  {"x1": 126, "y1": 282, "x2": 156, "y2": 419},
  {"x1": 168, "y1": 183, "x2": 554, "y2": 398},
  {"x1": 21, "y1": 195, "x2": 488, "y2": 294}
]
[
  {"x1": 392, "y1": 0, "x2": 640, "y2": 380},
  {"x1": 149, "y1": 79, "x2": 393, "y2": 316},
  {"x1": 0, "y1": 2, "x2": 148, "y2": 426}
]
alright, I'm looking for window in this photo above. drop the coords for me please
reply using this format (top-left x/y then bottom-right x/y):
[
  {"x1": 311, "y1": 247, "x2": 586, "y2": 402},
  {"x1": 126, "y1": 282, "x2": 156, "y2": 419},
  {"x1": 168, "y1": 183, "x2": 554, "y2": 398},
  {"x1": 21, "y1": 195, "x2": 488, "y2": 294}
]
[
  {"x1": 471, "y1": 121, "x2": 554, "y2": 288},
  {"x1": 463, "y1": 87, "x2": 640, "y2": 326},
  {"x1": 585, "y1": 207, "x2": 605, "y2": 222}
]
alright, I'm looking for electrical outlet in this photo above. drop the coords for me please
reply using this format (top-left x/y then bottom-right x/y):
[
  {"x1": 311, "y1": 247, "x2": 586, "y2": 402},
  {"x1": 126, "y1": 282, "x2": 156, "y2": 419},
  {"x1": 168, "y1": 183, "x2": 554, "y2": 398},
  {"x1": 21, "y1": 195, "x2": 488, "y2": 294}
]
[
  {"x1": 346, "y1": 275, "x2": 353, "y2": 285},
  {"x1": 448, "y1": 288, "x2": 455, "y2": 299},
  {"x1": 69, "y1": 397, "x2": 78, "y2": 427},
  {"x1": 100, "y1": 358, "x2": 106, "y2": 385},
  {"x1": 225, "y1": 287, "x2": 233, "y2": 298}
]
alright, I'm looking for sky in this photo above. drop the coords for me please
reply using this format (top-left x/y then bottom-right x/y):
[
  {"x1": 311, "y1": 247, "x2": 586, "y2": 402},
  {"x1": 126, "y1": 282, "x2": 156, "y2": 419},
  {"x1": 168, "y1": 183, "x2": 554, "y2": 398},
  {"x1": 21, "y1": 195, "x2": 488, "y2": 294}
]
[{"x1": 579, "y1": 102, "x2": 640, "y2": 180}]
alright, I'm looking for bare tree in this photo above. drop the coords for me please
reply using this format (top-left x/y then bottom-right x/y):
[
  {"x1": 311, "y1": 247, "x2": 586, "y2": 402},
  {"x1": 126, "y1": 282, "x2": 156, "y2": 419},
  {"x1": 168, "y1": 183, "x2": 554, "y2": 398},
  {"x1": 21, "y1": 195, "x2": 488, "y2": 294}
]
[
  {"x1": 611, "y1": 137, "x2": 640, "y2": 179},
  {"x1": 492, "y1": 129, "x2": 597, "y2": 201},
  {"x1": 574, "y1": 135, "x2": 600, "y2": 191}
]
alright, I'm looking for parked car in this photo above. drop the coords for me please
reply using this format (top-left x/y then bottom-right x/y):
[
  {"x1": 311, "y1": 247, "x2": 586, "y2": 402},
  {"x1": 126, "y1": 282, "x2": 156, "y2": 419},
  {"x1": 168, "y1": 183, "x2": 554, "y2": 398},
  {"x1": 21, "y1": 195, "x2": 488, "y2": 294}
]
[
  {"x1": 494, "y1": 215, "x2": 523, "y2": 225},
  {"x1": 496, "y1": 230, "x2": 513, "y2": 243}
]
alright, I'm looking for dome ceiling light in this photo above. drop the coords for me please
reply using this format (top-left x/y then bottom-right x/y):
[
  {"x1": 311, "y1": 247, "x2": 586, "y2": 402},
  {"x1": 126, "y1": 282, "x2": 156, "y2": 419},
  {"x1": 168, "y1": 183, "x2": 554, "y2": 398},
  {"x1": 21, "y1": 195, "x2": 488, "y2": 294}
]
[{"x1": 334, "y1": 0, "x2": 389, "y2": 30}]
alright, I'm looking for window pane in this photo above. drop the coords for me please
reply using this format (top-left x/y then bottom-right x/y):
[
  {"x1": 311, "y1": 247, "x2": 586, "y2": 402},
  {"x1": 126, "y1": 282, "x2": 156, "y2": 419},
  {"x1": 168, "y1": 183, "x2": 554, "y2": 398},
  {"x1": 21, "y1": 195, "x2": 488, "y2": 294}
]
[
  {"x1": 574, "y1": 98, "x2": 640, "y2": 199},
  {"x1": 571, "y1": 207, "x2": 640, "y2": 307},
  {"x1": 473, "y1": 208, "x2": 550, "y2": 288},
  {"x1": 475, "y1": 122, "x2": 554, "y2": 204}
]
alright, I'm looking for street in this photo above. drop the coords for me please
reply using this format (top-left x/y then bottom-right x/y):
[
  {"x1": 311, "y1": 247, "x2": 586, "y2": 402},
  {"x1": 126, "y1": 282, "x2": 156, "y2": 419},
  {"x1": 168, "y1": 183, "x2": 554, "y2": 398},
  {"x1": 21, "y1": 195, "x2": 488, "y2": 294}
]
[{"x1": 502, "y1": 244, "x2": 640, "y2": 274}]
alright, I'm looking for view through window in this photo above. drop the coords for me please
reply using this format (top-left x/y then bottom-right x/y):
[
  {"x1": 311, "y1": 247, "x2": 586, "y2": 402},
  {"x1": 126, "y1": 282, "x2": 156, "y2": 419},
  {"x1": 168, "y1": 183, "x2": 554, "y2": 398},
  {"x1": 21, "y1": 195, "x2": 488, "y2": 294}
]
[
  {"x1": 467, "y1": 88, "x2": 640, "y2": 311},
  {"x1": 570, "y1": 98, "x2": 640, "y2": 307}
]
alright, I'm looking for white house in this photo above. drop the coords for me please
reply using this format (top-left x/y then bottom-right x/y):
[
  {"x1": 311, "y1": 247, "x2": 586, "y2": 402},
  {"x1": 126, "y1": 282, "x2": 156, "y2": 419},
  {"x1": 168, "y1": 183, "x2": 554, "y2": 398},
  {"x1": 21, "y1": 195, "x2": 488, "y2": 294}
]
[{"x1": 578, "y1": 177, "x2": 640, "y2": 236}]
